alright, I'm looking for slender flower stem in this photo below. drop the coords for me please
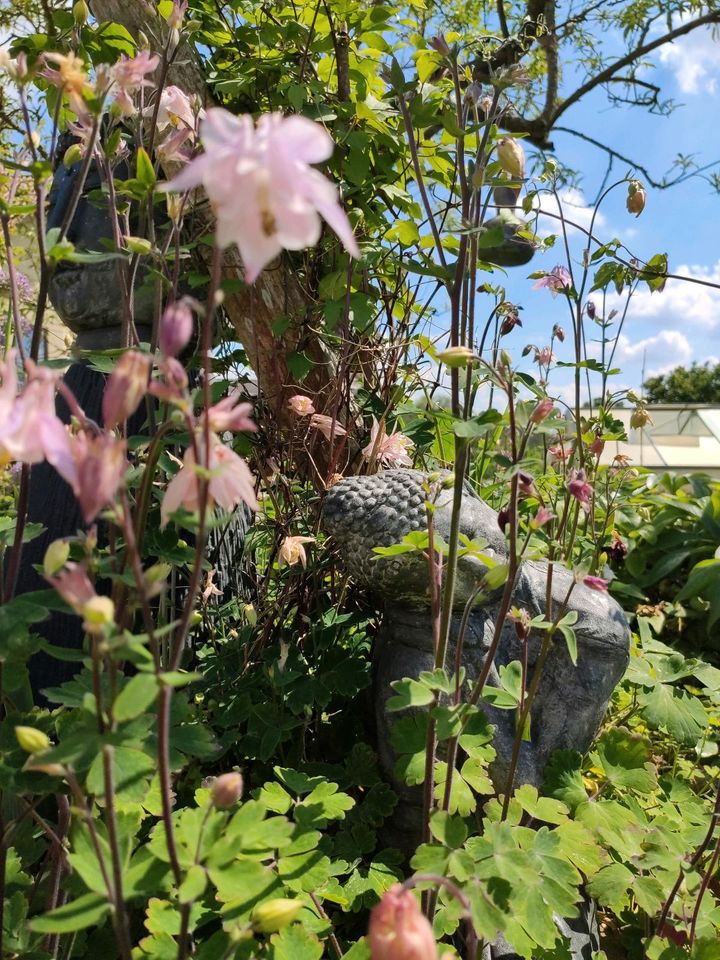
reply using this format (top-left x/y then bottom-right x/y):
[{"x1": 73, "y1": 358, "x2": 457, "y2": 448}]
[{"x1": 102, "y1": 746, "x2": 133, "y2": 960}]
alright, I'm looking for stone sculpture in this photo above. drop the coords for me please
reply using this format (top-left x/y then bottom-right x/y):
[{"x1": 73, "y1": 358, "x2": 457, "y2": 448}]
[{"x1": 323, "y1": 469, "x2": 631, "y2": 959}]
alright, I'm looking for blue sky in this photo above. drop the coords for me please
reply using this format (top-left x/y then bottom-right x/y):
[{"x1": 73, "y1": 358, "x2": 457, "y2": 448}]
[{"x1": 484, "y1": 22, "x2": 720, "y2": 401}]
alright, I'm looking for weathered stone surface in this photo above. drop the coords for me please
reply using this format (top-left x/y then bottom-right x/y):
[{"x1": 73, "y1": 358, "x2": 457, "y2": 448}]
[{"x1": 323, "y1": 469, "x2": 630, "y2": 959}]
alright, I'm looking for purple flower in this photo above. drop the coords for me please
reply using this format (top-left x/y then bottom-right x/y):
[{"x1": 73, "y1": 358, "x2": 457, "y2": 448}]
[
  {"x1": 532, "y1": 265, "x2": 572, "y2": 297},
  {"x1": 0, "y1": 268, "x2": 32, "y2": 300},
  {"x1": 583, "y1": 575, "x2": 608, "y2": 592}
]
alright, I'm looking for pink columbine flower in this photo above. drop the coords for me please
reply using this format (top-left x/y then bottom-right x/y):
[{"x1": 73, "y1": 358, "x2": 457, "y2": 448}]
[
  {"x1": 288, "y1": 395, "x2": 316, "y2": 416},
  {"x1": 162, "y1": 109, "x2": 360, "y2": 283},
  {"x1": 45, "y1": 562, "x2": 96, "y2": 614},
  {"x1": 161, "y1": 436, "x2": 257, "y2": 527},
  {"x1": 368, "y1": 884, "x2": 437, "y2": 960},
  {"x1": 548, "y1": 443, "x2": 569, "y2": 464},
  {"x1": 362, "y1": 418, "x2": 414, "y2": 468},
  {"x1": 534, "y1": 345, "x2": 555, "y2": 366},
  {"x1": 159, "y1": 300, "x2": 194, "y2": 358},
  {"x1": 167, "y1": 0, "x2": 188, "y2": 29},
  {"x1": 102, "y1": 350, "x2": 152, "y2": 430},
  {"x1": 277, "y1": 535, "x2": 315, "y2": 568},
  {"x1": 531, "y1": 506, "x2": 554, "y2": 529},
  {"x1": 0, "y1": 353, "x2": 74, "y2": 482},
  {"x1": 589, "y1": 435, "x2": 605, "y2": 457},
  {"x1": 310, "y1": 414, "x2": 347, "y2": 442},
  {"x1": 152, "y1": 85, "x2": 197, "y2": 132},
  {"x1": 533, "y1": 265, "x2": 572, "y2": 297},
  {"x1": 68, "y1": 431, "x2": 127, "y2": 523},
  {"x1": 205, "y1": 394, "x2": 257, "y2": 434},
  {"x1": 530, "y1": 397, "x2": 554, "y2": 424},
  {"x1": 567, "y1": 468, "x2": 593, "y2": 511},
  {"x1": 149, "y1": 357, "x2": 189, "y2": 407},
  {"x1": 583, "y1": 575, "x2": 609, "y2": 592},
  {"x1": 110, "y1": 50, "x2": 159, "y2": 114}
]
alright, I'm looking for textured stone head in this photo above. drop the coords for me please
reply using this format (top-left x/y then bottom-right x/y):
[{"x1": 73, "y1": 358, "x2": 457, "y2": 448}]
[{"x1": 323, "y1": 470, "x2": 507, "y2": 605}]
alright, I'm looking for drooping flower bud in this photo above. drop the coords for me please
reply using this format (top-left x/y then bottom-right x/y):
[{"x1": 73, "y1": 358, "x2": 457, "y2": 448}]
[
  {"x1": 211, "y1": 771, "x2": 244, "y2": 808},
  {"x1": 496, "y1": 137, "x2": 525, "y2": 180},
  {"x1": 63, "y1": 143, "x2": 83, "y2": 168},
  {"x1": 43, "y1": 539, "x2": 70, "y2": 576},
  {"x1": 15, "y1": 726, "x2": 51, "y2": 754},
  {"x1": 436, "y1": 345, "x2": 477, "y2": 368},
  {"x1": 251, "y1": 898, "x2": 303, "y2": 933},
  {"x1": 368, "y1": 884, "x2": 437, "y2": 960},
  {"x1": 626, "y1": 180, "x2": 646, "y2": 217},
  {"x1": 552, "y1": 324, "x2": 565, "y2": 343},
  {"x1": 530, "y1": 397, "x2": 554, "y2": 424},
  {"x1": 428, "y1": 34, "x2": 450, "y2": 56},
  {"x1": 103, "y1": 350, "x2": 152, "y2": 429},
  {"x1": 82, "y1": 595, "x2": 115, "y2": 634},
  {"x1": 499, "y1": 310, "x2": 522, "y2": 336},
  {"x1": 159, "y1": 300, "x2": 194, "y2": 358},
  {"x1": 585, "y1": 301, "x2": 597, "y2": 320},
  {"x1": 72, "y1": 0, "x2": 89, "y2": 25},
  {"x1": 630, "y1": 406, "x2": 653, "y2": 429}
]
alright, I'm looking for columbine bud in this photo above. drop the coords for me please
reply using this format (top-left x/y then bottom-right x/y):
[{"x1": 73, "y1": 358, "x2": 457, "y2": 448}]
[
  {"x1": 43, "y1": 539, "x2": 70, "y2": 576},
  {"x1": 15, "y1": 726, "x2": 51, "y2": 754},
  {"x1": 159, "y1": 300, "x2": 194, "y2": 358},
  {"x1": 368, "y1": 884, "x2": 437, "y2": 960},
  {"x1": 102, "y1": 350, "x2": 152, "y2": 429},
  {"x1": 212, "y1": 772, "x2": 244, "y2": 808},
  {"x1": 72, "y1": 0, "x2": 89, "y2": 24},
  {"x1": 63, "y1": 143, "x2": 83, "y2": 168},
  {"x1": 436, "y1": 345, "x2": 476, "y2": 368},
  {"x1": 124, "y1": 236, "x2": 153, "y2": 255},
  {"x1": 552, "y1": 324, "x2": 565, "y2": 343},
  {"x1": 82, "y1": 596, "x2": 115, "y2": 634},
  {"x1": 626, "y1": 180, "x2": 646, "y2": 217},
  {"x1": 241, "y1": 603, "x2": 257, "y2": 627},
  {"x1": 428, "y1": 34, "x2": 450, "y2": 56},
  {"x1": 630, "y1": 406, "x2": 653, "y2": 429},
  {"x1": 251, "y1": 898, "x2": 303, "y2": 933},
  {"x1": 497, "y1": 506, "x2": 510, "y2": 532},
  {"x1": 499, "y1": 310, "x2": 522, "y2": 336},
  {"x1": 586, "y1": 301, "x2": 596, "y2": 320},
  {"x1": 496, "y1": 137, "x2": 525, "y2": 180},
  {"x1": 530, "y1": 397, "x2": 554, "y2": 424},
  {"x1": 167, "y1": 0, "x2": 187, "y2": 30}
]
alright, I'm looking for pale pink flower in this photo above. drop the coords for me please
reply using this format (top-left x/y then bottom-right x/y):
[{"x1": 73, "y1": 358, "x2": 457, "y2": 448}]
[
  {"x1": 68, "y1": 431, "x2": 127, "y2": 523},
  {"x1": 517, "y1": 471, "x2": 536, "y2": 497},
  {"x1": 368, "y1": 884, "x2": 437, "y2": 960},
  {"x1": 45, "y1": 562, "x2": 96, "y2": 614},
  {"x1": 149, "y1": 356, "x2": 189, "y2": 406},
  {"x1": 567, "y1": 469, "x2": 593, "y2": 511},
  {"x1": 0, "y1": 354, "x2": 74, "y2": 482},
  {"x1": 534, "y1": 345, "x2": 555, "y2": 366},
  {"x1": 156, "y1": 126, "x2": 195, "y2": 163},
  {"x1": 201, "y1": 568, "x2": 222, "y2": 603},
  {"x1": 277, "y1": 535, "x2": 315, "y2": 568},
  {"x1": 530, "y1": 397, "x2": 554, "y2": 424},
  {"x1": 589, "y1": 435, "x2": 605, "y2": 457},
  {"x1": 151, "y1": 85, "x2": 197, "y2": 132},
  {"x1": 533, "y1": 265, "x2": 572, "y2": 297},
  {"x1": 310, "y1": 414, "x2": 347, "y2": 442},
  {"x1": 102, "y1": 350, "x2": 152, "y2": 429},
  {"x1": 161, "y1": 436, "x2": 257, "y2": 527},
  {"x1": 159, "y1": 300, "x2": 194, "y2": 357},
  {"x1": 167, "y1": 0, "x2": 188, "y2": 29},
  {"x1": 583, "y1": 575, "x2": 609, "y2": 592},
  {"x1": 162, "y1": 109, "x2": 360, "y2": 283},
  {"x1": 288, "y1": 394, "x2": 315, "y2": 416},
  {"x1": 548, "y1": 444, "x2": 569, "y2": 464},
  {"x1": 205, "y1": 394, "x2": 256, "y2": 433},
  {"x1": 362, "y1": 418, "x2": 414, "y2": 468},
  {"x1": 111, "y1": 50, "x2": 159, "y2": 91},
  {"x1": 531, "y1": 506, "x2": 554, "y2": 529}
]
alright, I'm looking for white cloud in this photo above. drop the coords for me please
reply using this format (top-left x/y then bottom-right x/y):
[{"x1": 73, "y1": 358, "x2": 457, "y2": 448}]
[
  {"x1": 613, "y1": 259, "x2": 720, "y2": 330},
  {"x1": 658, "y1": 24, "x2": 720, "y2": 95},
  {"x1": 532, "y1": 186, "x2": 606, "y2": 239},
  {"x1": 614, "y1": 329, "x2": 693, "y2": 376}
]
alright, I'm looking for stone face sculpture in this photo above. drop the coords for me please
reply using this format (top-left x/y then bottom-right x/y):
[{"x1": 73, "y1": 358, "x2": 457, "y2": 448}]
[{"x1": 323, "y1": 469, "x2": 630, "y2": 958}]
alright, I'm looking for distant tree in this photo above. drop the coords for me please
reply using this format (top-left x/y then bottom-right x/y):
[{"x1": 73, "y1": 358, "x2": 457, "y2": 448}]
[{"x1": 644, "y1": 363, "x2": 720, "y2": 404}]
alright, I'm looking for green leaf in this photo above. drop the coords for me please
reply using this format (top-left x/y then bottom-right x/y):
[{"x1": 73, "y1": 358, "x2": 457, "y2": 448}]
[
  {"x1": 587, "y1": 862, "x2": 634, "y2": 913},
  {"x1": 593, "y1": 727, "x2": 657, "y2": 794},
  {"x1": 513, "y1": 784, "x2": 569, "y2": 825},
  {"x1": 454, "y1": 410, "x2": 503, "y2": 438},
  {"x1": 179, "y1": 864, "x2": 207, "y2": 904},
  {"x1": 270, "y1": 924, "x2": 323, "y2": 960},
  {"x1": 29, "y1": 893, "x2": 110, "y2": 933},
  {"x1": 296, "y1": 782, "x2": 355, "y2": 828},
  {"x1": 135, "y1": 147, "x2": 156, "y2": 190},
  {"x1": 641, "y1": 684, "x2": 708, "y2": 744},
  {"x1": 113, "y1": 673, "x2": 158, "y2": 723},
  {"x1": 430, "y1": 811, "x2": 468, "y2": 849},
  {"x1": 387, "y1": 678, "x2": 435, "y2": 710},
  {"x1": 541, "y1": 751, "x2": 588, "y2": 812}
]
